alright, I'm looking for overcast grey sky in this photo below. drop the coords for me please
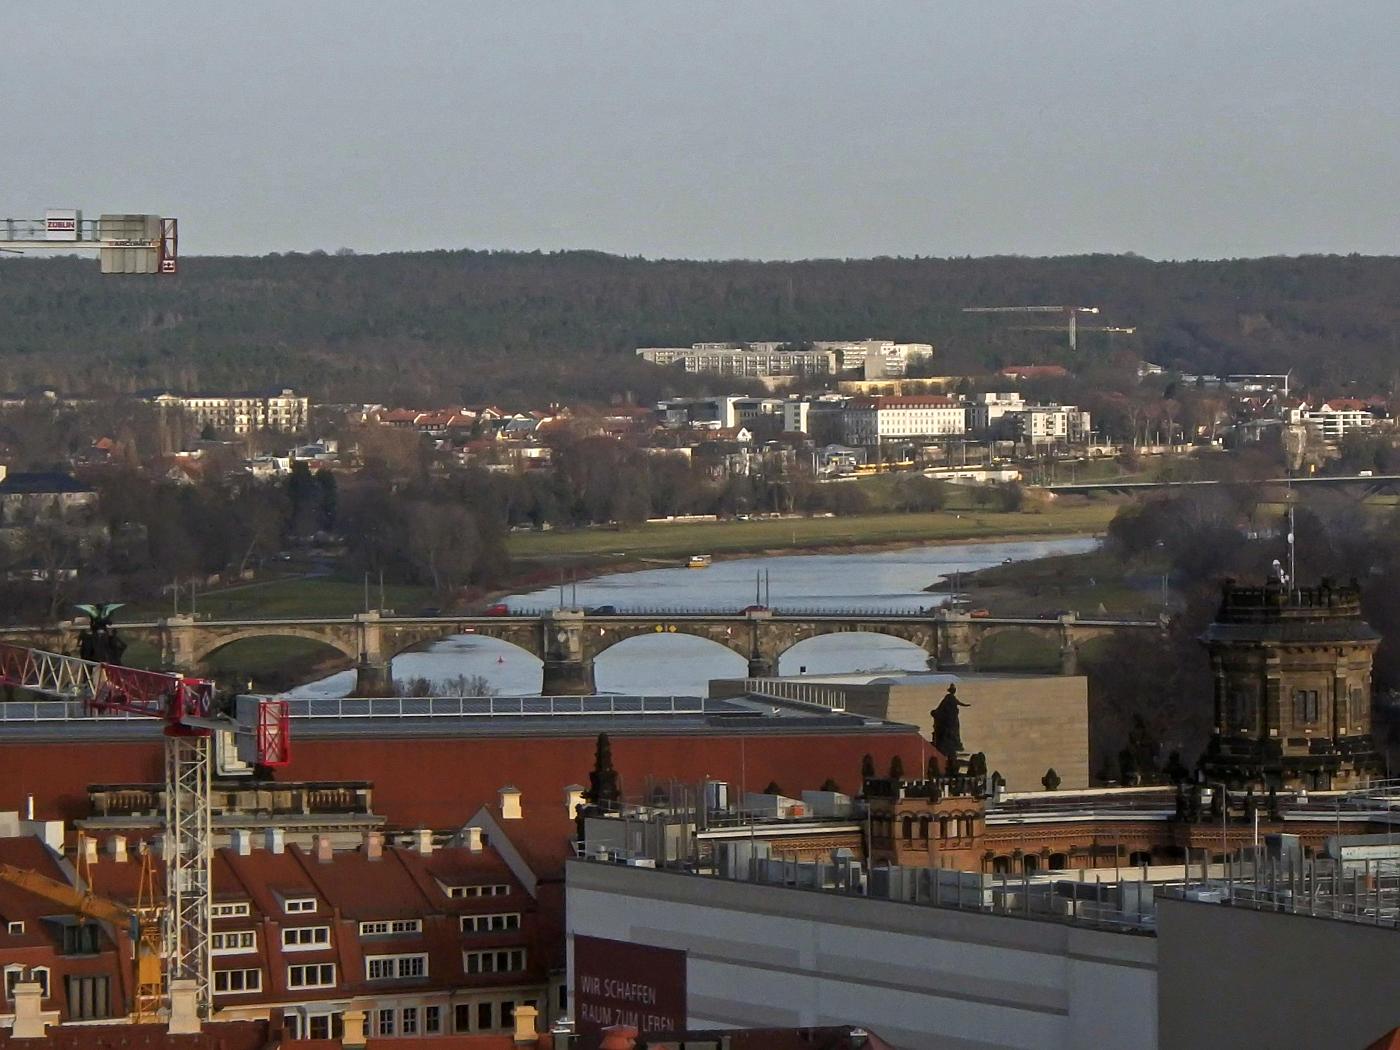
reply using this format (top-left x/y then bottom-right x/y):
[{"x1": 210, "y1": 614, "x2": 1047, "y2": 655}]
[{"x1": 4, "y1": 2, "x2": 1398, "y2": 259}]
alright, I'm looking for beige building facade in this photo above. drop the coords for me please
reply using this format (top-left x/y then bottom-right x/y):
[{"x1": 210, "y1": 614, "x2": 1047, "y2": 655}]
[{"x1": 710, "y1": 671, "x2": 1089, "y2": 791}]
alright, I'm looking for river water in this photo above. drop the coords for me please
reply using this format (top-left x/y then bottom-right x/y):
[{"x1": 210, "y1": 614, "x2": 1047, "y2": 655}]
[{"x1": 289, "y1": 536, "x2": 1097, "y2": 698}]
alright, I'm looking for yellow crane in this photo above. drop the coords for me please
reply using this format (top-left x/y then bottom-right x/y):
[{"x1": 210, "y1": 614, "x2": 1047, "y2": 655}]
[
  {"x1": 0, "y1": 838, "x2": 164, "y2": 1022},
  {"x1": 962, "y1": 304, "x2": 1134, "y2": 351}
]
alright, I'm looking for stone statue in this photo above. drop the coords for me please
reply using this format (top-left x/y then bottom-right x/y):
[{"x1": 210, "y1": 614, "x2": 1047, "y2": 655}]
[
  {"x1": 75, "y1": 603, "x2": 127, "y2": 665},
  {"x1": 931, "y1": 684, "x2": 970, "y2": 764}
]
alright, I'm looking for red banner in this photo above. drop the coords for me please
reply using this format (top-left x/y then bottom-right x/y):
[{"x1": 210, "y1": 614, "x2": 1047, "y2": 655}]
[{"x1": 573, "y1": 934, "x2": 687, "y2": 1037}]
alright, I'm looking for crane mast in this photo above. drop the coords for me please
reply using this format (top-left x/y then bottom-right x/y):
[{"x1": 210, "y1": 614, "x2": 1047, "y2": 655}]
[{"x1": 0, "y1": 639, "x2": 290, "y2": 1019}]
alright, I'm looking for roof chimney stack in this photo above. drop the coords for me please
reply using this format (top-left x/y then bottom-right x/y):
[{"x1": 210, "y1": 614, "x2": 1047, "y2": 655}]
[
  {"x1": 80, "y1": 835, "x2": 98, "y2": 868},
  {"x1": 314, "y1": 833, "x2": 333, "y2": 864},
  {"x1": 341, "y1": 1008, "x2": 368, "y2": 1048},
  {"x1": 464, "y1": 826, "x2": 482, "y2": 853},
  {"x1": 229, "y1": 829, "x2": 253, "y2": 857},
  {"x1": 564, "y1": 784, "x2": 586, "y2": 818},
  {"x1": 106, "y1": 835, "x2": 128, "y2": 863},
  {"x1": 365, "y1": 831, "x2": 384, "y2": 861},
  {"x1": 265, "y1": 827, "x2": 285, "y2": 855},
  {"x1": 499, "y1": 785, "x2": 522, "y2": 820},
  {"x1": 167, "y1": 979, "x2": 201, "y2": 1035},
  {"x1": 10, "y1": 980, "x2": 53, "y2": 1039},
  {"x1": 513, "y1": 1003, "x2": 540, "y2": 1045},
  {"x1": 414, "y1": 828, "x2": 434, "y2": 856}
]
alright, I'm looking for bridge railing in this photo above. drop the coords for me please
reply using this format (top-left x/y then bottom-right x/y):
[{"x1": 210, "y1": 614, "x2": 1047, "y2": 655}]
[{"x1": 281, "y1": 695, "x2": 710, "y2": 719}]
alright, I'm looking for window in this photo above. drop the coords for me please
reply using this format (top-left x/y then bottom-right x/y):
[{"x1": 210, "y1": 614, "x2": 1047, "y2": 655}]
[
  {"x1": 446, "y1": 883, "x2": 510, "y2": 899},
  {"x1": 287, "y1": 963, "x2": 335, "y2": 989},
  {"x1": 211, "y1": 930, "x2": 256, "y2": 955},
  {"x1": 460, "y1": 913, "x2": 521, "y2": 933},
  {"x1": 425, "y1": 1005, "x2": 442, "y2": 1034},
  {"x1": 377, "y1": 1008, "x2": 395, "y2": 1036},
  {"x1": 1296, "y1": 689, "x2": 1320, "y2": 723},
  {"x1": 307, "y1": 1014, "x2": 342, "y2": 1040},
  {"x1": 212, "y1": 969, "x2": 262, "y2": 995},
  {"x1": 365, "y1": 953, "x2": 428, "y2": 980},
  {"x1": 283, "y1": 897, "x2": 317, "y2": 914},
  {"x1": 477, "y1": 1001, "x2": 494, "y2": 1031},
  {"x1": 5, "y1": 921, "x2": 22, "y2": 935},
  {"x1": 60, "y1": 923, "x2": 101, "y2": 955},
  {"x1": 464, "y1": 949, "x2": 526, "y2": 974},
  {"x1": 282, "y1": 926, "x2": 330, "y2": 950},
  {"x1": 4, "y1": 966, "x2": 48, "y2": 999},
  {"x1": 402, "y1": 1006, "x2": 419, "y2": 1035},
  {"x1": 66, "y1": 975, "x2": 110, "y2": 1020},
  {"x1": 212, "y1": 902, "x2": 251, "y2": 918},
  {"x1": 359, "y1": 919, "x2": 422, "y2": 937},
  {"x1": 501, "y1": 1000, "x2": 516, "y2": 1028},
  {"x1": 456, "y1": 1003, "x2": 473, "y2": 1033}
]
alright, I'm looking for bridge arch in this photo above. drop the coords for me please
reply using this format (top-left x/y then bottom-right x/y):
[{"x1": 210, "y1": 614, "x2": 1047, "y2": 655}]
[
  {"x1": 776, "y1": 630, "x2": 933, "y2": 676},
  {"x1": 590, "y1": 632, "x2": 748, "y2": 694},
  {"x1": 189, "y1": 627, "x2": 359, "y2": 668},
  {"x1": 582, "y1": 622, "x2": 753, "y2": 663},
  {"x1": 967, "y1": 625, "x2": 1064, "y2": 672}
]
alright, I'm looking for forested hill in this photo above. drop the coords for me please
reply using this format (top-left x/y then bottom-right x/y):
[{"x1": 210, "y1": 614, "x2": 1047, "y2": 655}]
[{"x1": 3, "y1": 250, "x2": 1400, "y2": 404}]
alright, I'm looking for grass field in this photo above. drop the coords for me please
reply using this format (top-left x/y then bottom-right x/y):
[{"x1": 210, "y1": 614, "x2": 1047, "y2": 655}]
[
  {"x1": 123, "y1": 576, "x2": 436, "y2": 622},
  {"x1": 506, "y1": 499, "x2": 1120, "y2": 563}
]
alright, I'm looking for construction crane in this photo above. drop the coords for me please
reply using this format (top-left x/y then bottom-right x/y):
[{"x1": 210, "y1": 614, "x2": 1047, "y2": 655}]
[
  {"x1": 0, "y1": 837, "x2": 164, "y2": 1021},
  {"x1": 962, "y1": 305, "x2": 1134, "y2": 351},
  {"x1": 0, "y1": 210, "x2": 178, "y2": 274},
  {"x1": 0, "y1": 638, "x2": 290, "y2": 1019}
]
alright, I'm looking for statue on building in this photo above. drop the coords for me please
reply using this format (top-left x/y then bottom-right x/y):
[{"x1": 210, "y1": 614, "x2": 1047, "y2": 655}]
[
  {"x1": 75, "y1": 603, "x2": 127, "y2": 665},
  {"x1": 931, "y1": 684, "x2": 970, "y2": 767}
]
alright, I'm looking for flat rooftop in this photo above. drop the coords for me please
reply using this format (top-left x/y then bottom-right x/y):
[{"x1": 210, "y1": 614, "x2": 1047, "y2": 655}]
[
  {"x1": 730, "y1": 669, "x2": 1068, "y2": 688},
  {"x1": 0, "y1": 693, "x2": 915, "y2": 742}
]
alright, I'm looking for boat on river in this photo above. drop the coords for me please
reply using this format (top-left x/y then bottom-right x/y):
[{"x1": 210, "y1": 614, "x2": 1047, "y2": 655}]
[{"x1": 687, "y1": 554, "x2": 713, "y2": 569}]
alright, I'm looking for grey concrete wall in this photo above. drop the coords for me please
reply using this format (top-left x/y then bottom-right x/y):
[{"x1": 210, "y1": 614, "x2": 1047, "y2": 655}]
[
  {"x1": 1157, "y1": 897, "x2": 1400, "y2": 1050},
  {"x1": 567, "y1": 859, "x2": 1156, "y2": 1050}
]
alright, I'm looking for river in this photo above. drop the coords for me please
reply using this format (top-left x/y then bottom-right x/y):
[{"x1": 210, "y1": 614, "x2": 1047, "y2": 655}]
[{"x1": 289, "y1": 536, "x2": 1097, "y2": 698}]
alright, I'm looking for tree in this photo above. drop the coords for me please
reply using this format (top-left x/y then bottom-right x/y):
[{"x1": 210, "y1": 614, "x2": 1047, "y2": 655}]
[
  {"x1": 763, "y1": 780, "x2": 784, "y2": 796},
  {"x1": 1041, "y1": 767, "x2": 1062, "y2": 791},
  {"x1": 819, "y1": 778, "x2": 841, "y2": 793},
  {"x1": 583, "y1": 733, "x2": 621, "y2": 807}
]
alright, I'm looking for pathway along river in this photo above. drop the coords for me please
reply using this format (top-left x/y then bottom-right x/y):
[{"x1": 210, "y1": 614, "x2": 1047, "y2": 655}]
[{"x1": 289, "y1": 536, "x2": 1098, "y2": 698}]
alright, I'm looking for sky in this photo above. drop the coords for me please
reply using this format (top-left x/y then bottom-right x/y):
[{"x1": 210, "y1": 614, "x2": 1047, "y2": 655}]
[{"x1": 4, "y1": 2, "x2": 1399, "y2": 260}]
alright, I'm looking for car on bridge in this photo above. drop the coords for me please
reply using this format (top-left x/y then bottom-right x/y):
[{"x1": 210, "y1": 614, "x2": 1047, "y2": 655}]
[{"x1": 484, "y1": 603, "x2": 510, "y2": 616}]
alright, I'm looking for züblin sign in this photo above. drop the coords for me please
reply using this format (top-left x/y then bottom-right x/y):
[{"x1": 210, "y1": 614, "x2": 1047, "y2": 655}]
[{"x1": 573, "y1": 934, "x2": 687, "y2": 1037}]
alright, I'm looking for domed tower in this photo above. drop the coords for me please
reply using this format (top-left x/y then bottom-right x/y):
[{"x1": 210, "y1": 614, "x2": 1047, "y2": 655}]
[{"x1": 1200, "y1": 576, "x2": 1381, "y2": 790}]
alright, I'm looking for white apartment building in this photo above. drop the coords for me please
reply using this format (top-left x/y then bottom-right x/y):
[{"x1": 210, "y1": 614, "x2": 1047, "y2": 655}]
[
  {"x1": 152, "y1": 389, "x2": 310, "y2": 435},
  {"x1": 966, "y1": 392, "x2": 1028, "y2": 432},
  {"x1": 637, "y1": 345, "x2": 838, "y2": 378},
  {"x1": 814, "y1": 341, "x2": 935, "y2": 379},
  {"x1": 1284, "y1": 402, "x2": 1376, "y2": 443},
  {"x1": 842, "y1": 396, "x2": 967, "y2": 446},
  {"x1": 1000, "y1": 405, "x2": 1092, "y2": 444}
]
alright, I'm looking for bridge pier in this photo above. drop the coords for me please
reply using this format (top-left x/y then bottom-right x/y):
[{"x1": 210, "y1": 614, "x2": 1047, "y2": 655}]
[
  {"x1": 160, "y1": 615, "x2": 198, "y2": 673},
  {"x1": 542, "y1": 609, "x2": 595, "y2": 695},
  {"x1": 1057, "y1": 615, "x2": 1079, "y2": 676},
  {"x1": 354, "y1": 659, "x2": 395, "y2": 696},
  {"x1": 934, "y1": 609, "x2": 975, "y2": 671}
]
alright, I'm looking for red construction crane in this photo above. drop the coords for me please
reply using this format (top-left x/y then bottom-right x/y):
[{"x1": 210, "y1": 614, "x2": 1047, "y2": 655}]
[{"x1": 0, "y1": 642, "x2": 289, "y2": 1018}]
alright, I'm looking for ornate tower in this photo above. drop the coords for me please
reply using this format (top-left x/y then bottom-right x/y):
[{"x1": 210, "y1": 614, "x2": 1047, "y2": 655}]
[{"x1": 1200, "y1": 577, "x2": 1381, "y2": 790}]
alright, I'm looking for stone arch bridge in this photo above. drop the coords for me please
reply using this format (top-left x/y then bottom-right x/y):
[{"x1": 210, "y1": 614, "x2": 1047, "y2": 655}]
[{"x1": 0, "y1": 609, "x2": 1164, "y2": 696}]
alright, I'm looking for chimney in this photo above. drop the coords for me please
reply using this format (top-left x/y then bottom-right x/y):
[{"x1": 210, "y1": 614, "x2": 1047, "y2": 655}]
[
  {"x1": 564, "y1": 784, "x2": 586, "y2": 818},
  {"x1": 24, "y1": 794, "x2": 34, "y2": 820},
  {"x1": 600, "y1": 1025, "x2": 639, "y2": 1050},
  {"x1": 10, "y1": 981, "x2": 49, "y2": 1039},
  {"x1": 167, "y1": 978, "x2": 201, "y2": 1035},
  {"x1": 265, "y1": 827, "x2": 285, "y2": 855},
  {"x1": 107, "y1": 835, "x2": 129, "y2": 863},
  {"x1": 499, "y1": 785, "x2": 522, "y2": 821},
  {"x1": 229, "y1": 829, "x2": 252, "y2": 857},
  {"x1": 513, "y1": 1003, "x2": 540, "y2": 1045},
  {"x1": 414, "y1": 828, "x2": 434, "y2": 856},
  {"x1": 80, "y1": 836, "x2": 98, "y2": 868},
  {"x1": 314, "y1": 834, "x2": 334, "y2": 864},
  {"x1": 341, "y1": 1008, "x2": 368, "y2": 1049},
  {"x1": 365, "y1": 831, "x2": 384, "y2": 861},
  {"x1": 464, "y1": 826, "x2": 482, "y2": 853}
]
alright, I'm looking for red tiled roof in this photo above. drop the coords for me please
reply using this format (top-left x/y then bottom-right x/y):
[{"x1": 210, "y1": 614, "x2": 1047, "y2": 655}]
[
  {"x1": 0, "y1": 1020, "x2": 271, "y2": 1048},
  {"x1": 997, "y1": 364, "x2": 1069, "y2": 379}
]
